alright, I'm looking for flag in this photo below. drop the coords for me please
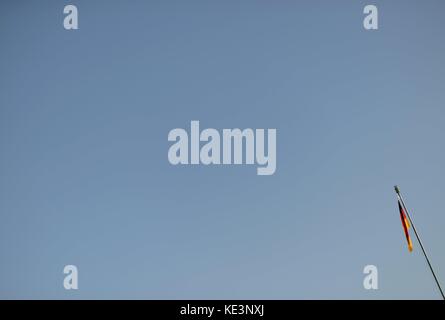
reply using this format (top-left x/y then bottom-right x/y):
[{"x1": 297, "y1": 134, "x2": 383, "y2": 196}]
[{"x1": 398, "y1": 199, "x2": 413, "y2": 252}]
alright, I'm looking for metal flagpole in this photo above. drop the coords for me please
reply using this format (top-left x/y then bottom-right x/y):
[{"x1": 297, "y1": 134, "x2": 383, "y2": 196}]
[{"x1": 394, "y1": 185, "x2": 445, "y2": 300}]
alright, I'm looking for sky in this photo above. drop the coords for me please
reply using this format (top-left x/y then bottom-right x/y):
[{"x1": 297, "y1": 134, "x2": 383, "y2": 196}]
[{"x1": 1, "y1": 0, "x2": 445, "y2": 299}]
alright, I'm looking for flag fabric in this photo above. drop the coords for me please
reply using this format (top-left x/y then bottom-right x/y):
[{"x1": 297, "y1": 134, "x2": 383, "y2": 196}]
[{"x1": 398, "y1": 199, "x2": 413, "y2": 252}]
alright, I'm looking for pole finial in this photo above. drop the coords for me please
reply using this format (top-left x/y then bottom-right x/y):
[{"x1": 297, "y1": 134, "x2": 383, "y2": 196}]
[{"x1": 394, "y1": 185, "x2": 400, "y2": 194}]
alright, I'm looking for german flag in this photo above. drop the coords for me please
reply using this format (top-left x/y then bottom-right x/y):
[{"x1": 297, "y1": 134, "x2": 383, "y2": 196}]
[{"x1": 398, "y1": 199, "x2": 413, "y2": 252}]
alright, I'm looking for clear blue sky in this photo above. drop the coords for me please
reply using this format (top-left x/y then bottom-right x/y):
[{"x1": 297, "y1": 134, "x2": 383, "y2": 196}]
[{"x1": 1, "y1": 0, "x2": 445, "y2": 299}]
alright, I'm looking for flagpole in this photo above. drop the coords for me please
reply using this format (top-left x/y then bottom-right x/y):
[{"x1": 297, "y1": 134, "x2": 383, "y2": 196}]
[{"x1": 394, "y1": 185, "x2": 445, "y2": 300}]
